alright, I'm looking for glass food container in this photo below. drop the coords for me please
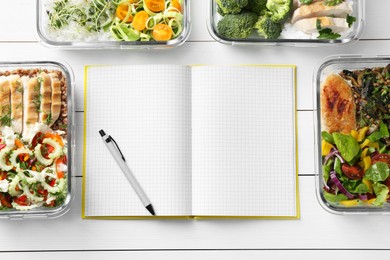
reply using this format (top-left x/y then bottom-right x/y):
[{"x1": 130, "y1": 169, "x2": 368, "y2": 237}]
[
  {"x1": 36, "y1": 0, "x2": 191, "y2": 49},
  {"x1": 314, "y1": 55, "x2": 390, "y2": 214},
  {"x1": 208, "y1": 0, "x2": 364, "y2": 47},
  {"x1": 0, "y1": 61, "x2": 75, "y2": 219}
]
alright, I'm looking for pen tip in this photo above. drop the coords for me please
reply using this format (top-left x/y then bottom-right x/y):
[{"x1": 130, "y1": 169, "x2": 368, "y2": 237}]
[
  {"x1": 99, "y1": 130, "x2": 106, "y2": 137},
  {"x1": 146, "y1": 204, "x2": 156, "y2": 216}
]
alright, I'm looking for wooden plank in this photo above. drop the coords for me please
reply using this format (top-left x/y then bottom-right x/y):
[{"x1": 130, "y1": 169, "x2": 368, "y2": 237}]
[
  {"x1": 0, "y1": 41, "x2": 389, "y2": 111},
  {"x1": 2, "y1": 176, "x2": 390, "y2": 251},
  {"x1": 2, "y1": 250, "x2": 390, "y2": 260},
  {"x1": 0, "y1": 0, "x2": 388, "y2": 42}
]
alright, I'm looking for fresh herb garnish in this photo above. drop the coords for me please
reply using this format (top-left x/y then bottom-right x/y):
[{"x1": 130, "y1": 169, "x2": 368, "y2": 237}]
[
  {"x1": 0, "y1": 105, "x2": 12, "y2": 127},
  {"x1": 32, "y1": 94, "x2": 42, "y2": 112},
  {"x1": 45, "y1": 113, "x2": 52, "y2": 125},
  {"x1": 346, "y1": 15, "x2": 356, "y2": 28},
  {"x1": 317, "y1": 28, "x2": 341, "y2": 39}
]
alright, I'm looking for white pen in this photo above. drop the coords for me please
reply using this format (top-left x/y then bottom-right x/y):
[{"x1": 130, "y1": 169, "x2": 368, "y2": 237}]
[{"x1": 99, "y1": 129, "x2": 155, "y2": 216}]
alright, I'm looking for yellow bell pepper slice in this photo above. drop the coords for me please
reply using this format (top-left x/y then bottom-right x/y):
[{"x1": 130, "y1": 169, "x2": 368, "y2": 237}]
[
  {"x1": 322, "y1": 140, "x2": 333, "y2": 156},
  {"x1": 360, "y1": 139, "x2": 370, "y2": 149},
  {"x1": 368, "y1": 141, "x2": 379, "y2": 149},
  {"x1": 363, "y1": 198, "x2": 376, "y2": 205},
  {"x1": 362, "y1": 179, "x2": 373, "y2": 194},
  {"x1": 339, "y1": 199, "x2": 359, "y2": 206},
  {"x1": 357, "y1": 126, "x2": 369, "y2": 142},
  {"x1": 350, "y1": 130, "x2": 358, "y2": 140},
  {"x1": 361, "y1": 147, "x2": 369, "y2": 159},
  {"x1": 362, "y1": 156, "x2": 372, "y2": 171}
]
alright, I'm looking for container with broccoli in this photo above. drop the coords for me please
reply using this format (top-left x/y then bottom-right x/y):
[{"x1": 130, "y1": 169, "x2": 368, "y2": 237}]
[{"x1": 212, "y1": 0, "x2": 361, "y2": 42}]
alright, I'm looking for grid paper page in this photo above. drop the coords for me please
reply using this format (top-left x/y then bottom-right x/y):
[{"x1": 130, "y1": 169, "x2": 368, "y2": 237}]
[
  {"x1": 191, "y1": 65, "x2": 297, "y2": 217},
  {"x1": 84, "y1": 65, "x2": 192, "y2": 217}
]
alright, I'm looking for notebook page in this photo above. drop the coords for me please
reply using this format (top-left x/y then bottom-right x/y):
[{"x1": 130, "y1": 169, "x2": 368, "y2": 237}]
[
  {"x1": 84, "y1": 65, "x2": 192, "y2": 217},
  {"x1": 191, "y1": 65, "x2": 298, "y2": 217}
]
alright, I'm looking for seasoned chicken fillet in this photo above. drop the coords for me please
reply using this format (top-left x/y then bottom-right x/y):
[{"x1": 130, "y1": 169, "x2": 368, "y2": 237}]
[
  {"x1": 38, "y1": 72, "x2": 52, "y2": 124},
  {"x1": 48, "y1": 73, "x2": 62, "y2": 127},
  {"x1": 8, "y1": 75, "x2": 23, "y2": 134},
  {"x1": 321, "y1": 74, "x2": 356, "y2": 134},
  {"x1": 291, "y1": 1, "x2": 353, "y2": 24},
  {"x1": 0, "y1": 76, "x2": 11, "y2": 129},
  {"x1": 294, "y1": 17, "x2": 349, "y2": 34},
  {"x1": 22, "y1": 76, "x2": 40, "y2": 137}
]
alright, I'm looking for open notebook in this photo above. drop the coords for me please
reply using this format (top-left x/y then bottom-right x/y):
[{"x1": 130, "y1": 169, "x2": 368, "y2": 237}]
[{"x1": 82, "y1": 64, "x2": 299, "y2": 219}]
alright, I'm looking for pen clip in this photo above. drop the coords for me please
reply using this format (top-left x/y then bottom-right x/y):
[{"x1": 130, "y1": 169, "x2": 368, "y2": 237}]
[{"x1": 108, "y1": 136, "x2": 126, "y2": 162}]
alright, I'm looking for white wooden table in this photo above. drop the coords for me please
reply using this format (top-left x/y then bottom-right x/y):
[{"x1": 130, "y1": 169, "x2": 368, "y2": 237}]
[{"x1": 1, "y1": 0, "x2": 390, "y2": 259}]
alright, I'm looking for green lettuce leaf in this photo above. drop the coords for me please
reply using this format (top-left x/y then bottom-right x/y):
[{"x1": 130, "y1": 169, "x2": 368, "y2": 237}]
[
  {"x1": 368, "y1": 122, "x2": 389, "y2": 142},
  {"x1": 332, "y1": 132, "x2": 361, "y2": 165},
  {"x1": 364, "y1": 162, "x2": 390, "y2": 182},
  {"x1": 323, "y1": 191, "x2": 348, "y2": 203},
  {"x1": 372, "y1": 183, "x2": 389, "y2": 207}
]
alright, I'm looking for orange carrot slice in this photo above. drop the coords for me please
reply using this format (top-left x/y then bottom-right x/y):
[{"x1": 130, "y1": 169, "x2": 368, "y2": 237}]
[{"x1": 15, "y1": 139, "x2": 24, "y2": 149}]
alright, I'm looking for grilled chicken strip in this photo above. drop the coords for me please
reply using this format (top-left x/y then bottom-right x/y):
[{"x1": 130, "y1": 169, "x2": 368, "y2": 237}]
[
  {"x1": 294, "y1": 17, "x2": 349, "y2": 34},
  {"x1": 291, "y1": 1, "x2": 353, "y2": 24},
  {"x1": 22, "y1": 76, "x2": 40, "y2": 137},
  {"x1": 48, "y1": 73, "x2": 62, "y2": 127},
  {"x1": 38, "y1": 72, "x2": 52, "y2": 125},
  {"x1": 0, "y1": 76, "x2": 11, "y2": 130},
  {"x1": 8, "y1": 75, "x2": 23, "y2": 134},
  {"x1": 321, "y1": 74, "x2": 356, "y2": 134}
]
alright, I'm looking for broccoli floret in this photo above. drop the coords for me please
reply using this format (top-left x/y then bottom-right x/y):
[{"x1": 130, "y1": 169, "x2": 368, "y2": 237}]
[
  {"x1": 266, "y1": 0, "x2": 293, "y2": 23},
  {"x1": 216, "y1": 0, "x2": 249, "y2": 14},
  {"x1": 217, "y1": 12, "x2": 258, "y2": 39},
  {"x1": 254, "y1": 14, "x2": 282, "y2": 39},
  {"x1": 245, "y1": 0, "x2": 267, "y2": 14}
]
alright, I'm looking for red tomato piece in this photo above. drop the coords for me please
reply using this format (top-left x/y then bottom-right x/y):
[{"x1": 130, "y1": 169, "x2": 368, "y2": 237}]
[
  {"x1": 342, "y1": 164, "x2": 365, "y2": 180},
  {"x1": 372, "y1": 154, "x2": 390, "y2": 166}
]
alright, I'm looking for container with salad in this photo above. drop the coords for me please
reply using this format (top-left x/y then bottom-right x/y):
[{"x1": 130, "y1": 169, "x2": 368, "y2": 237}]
[
  {"x1": 315, "y1": 56, "x2": 390, "y2": 214},
  {"x1": 207, "y1": 0, "x2": 364, "y2": 46},
  {"x1": 36, "y1": 0, "x2": 190, "y2": 49},
  {"x1": 0, "y1": 61, "x2": 74, "y2": 219}
]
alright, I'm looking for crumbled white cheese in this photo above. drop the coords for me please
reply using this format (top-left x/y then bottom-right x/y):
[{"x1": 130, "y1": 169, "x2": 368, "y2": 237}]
[
  {"x1": 2, "y1": 126, "x2": 16, "y2": 149},
  {"x1": 57, "y1": 163, "x2": 68, "y2": 173},
  {"x1": 0, "y1": 179, "x2": 9, "y2": 192}
]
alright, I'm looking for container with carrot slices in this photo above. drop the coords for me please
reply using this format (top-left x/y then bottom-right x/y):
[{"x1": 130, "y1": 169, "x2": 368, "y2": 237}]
[
  {"x1": 36, "y1": 0, "x2": 191, "y2": 49},
  {"x1": 0, "y1": 61, "x2": 74, "y2": 219}
]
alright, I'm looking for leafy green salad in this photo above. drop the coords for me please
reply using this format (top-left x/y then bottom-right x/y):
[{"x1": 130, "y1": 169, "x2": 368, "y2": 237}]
[{"x1": 321, "y1": 65, "x2": 390, "y2": 208}]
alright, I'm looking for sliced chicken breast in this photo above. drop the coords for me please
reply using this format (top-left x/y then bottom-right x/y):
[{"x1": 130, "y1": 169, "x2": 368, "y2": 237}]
[
  {"x1": 0, "y1": 76, "x2": 11, "y2": 130},
  {"x1": 321, "y1": 74, "x2": 356, "y2": 134},
  {"x1": 294, "y1": 17, "x2": 349, "y2": 34},
  {"x1": 38, "y1": 72, "x2": 52, "y2": 125},
  {"x1": 8, "y1": 75, "x2": 23, "y2": 134},
  {"x1": 291, "y1": 1, "x2": 353, "y2": 24},
  {"x1": 22, "y1": 76, "x2": 40, "y2": 137},
  {"x1": 48, "y1": 73, "x2": 62, "y2": 127}
]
